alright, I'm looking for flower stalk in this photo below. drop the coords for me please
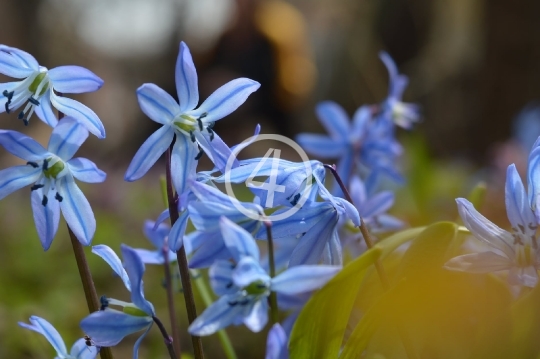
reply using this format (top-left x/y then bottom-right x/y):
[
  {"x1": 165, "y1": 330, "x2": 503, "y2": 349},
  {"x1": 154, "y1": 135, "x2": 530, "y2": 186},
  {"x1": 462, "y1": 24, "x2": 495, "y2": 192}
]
[
  {"x1": 264, "y1": 220, "x2": 279, "y2": 324},
  {"x1": 153, "y1": 315, "x2": 178, "y2": 359}
]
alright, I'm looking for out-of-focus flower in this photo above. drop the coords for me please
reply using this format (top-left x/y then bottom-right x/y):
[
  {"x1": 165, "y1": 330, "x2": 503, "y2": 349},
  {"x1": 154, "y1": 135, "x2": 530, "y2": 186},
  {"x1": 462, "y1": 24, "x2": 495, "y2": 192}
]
[
  {"x1": 132, "y1": 220, "x2": 176, "y2": 264},
  {"x1": 265, "y1": 323, "x2": 289, "y2": 359},
  {"x1": 0, "y1": 118, "x2": 105, "y2": 249},
  {"x1": 19, "y1": 315, "x2": 98, "y2": 359},
  {"x1": 0, "y1": 45, "x2": 105, "y2": 137}
]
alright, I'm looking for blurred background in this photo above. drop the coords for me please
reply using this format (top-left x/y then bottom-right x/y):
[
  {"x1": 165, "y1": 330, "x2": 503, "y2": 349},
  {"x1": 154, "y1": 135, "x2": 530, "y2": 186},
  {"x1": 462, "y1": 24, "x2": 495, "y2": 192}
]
[{"x1": 2, "y1": 0, "x2": 540, "y2": 357}]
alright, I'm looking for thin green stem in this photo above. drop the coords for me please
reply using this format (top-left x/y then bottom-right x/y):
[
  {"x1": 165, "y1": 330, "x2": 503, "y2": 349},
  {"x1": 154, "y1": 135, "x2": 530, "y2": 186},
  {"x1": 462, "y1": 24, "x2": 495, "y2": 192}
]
[
  {"x1": 162, "y1": 247, "x2": 181, "y2": 357},
  {"x1": 153, "y1": 316, "x2": 178, "y2": 359},
  {"x1": 264, "y1": 221, "x2": 279, "y2": 324},
  {"x1": 165, "y1": 145, "x2": 205, "y2": 359}
]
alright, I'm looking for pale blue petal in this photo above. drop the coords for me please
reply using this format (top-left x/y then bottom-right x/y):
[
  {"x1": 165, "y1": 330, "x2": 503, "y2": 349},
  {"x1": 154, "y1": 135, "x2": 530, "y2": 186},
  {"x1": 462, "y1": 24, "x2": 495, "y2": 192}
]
[
  {"x1": 0, "y1": 47, "x2": 35, "y2": 78},
  {"x1": 505, "y1": 164, "x2": 537, "y2": 237},
  {"x1": 133, "y1": 248, "x2": 168, "y2": 265},
  {"x1": 444, "y1": 252, "x2": 513, "y2": 273},
  {"x1": 50, "y1": 92, "x2": 105, "y2": 138},
  {"x1": 296, "y1": 134, "x2": 347, "y2": 158},
  {"x1": 80, "y1": 309, "x2": 152, "y2": 347},
  {"x1": 188, "y1": 231, "x2": 229, "y2": 269},
  {"x1": 49, "y1": 66, "x2": 103, "y2": 93},
  {"x1": 190, "y1": 78, "x2": 260, "y2": 123},
  {"x1": 92, "y1": 244, "x2": 131, "y2": 290},
  {"x1": 232, "y1": 256, "x2": 270, "y2": 288},
  {"x1": 528, "y1": 138, "x2": 540, "y2": 216},
  {"x1": 0, "y1": 130, "x2": 47, "y2": 160},
  {"x1": 220, "y1": 217, "x2": 259, "y2": 262},
  {"x1": 169, "y1": 209, "x2": 189, "y2": 251},
  {"x1": 0, "y1": 165, "x2": 40, "y2": 200},
  {"x1": 509, "y1": 265, "x2": 539, "y2": 287},
  {"x1": 71, "y1": 338, "x2": 99, "y2": 359},
  {"x1": 362, "y1": 191, "x2": 394, "y2": 218},
  {"x1": 266, "y1": 324, "x2": 288, "y2": 359},
  {"x1": 379, "y1": 51, "x2": 398, "y2": 87},
  {"x1": 0, "y1": 45, "x2": 39, "y2": 70},
  {"x1": 261, "y1": 203, "x2": 332, "y2": 239},
  {"x1": 153, "y1": 209, "x2": 170, "y2": 229},
  {"x1": 48, "y1": 117, "x2": 89, "y2": 160},
  {"x1": 31, "y1": 189, "x2": 60, "y2": 251},
  {"x1": 315, "y1": 101, "x2": 350, "y2": 141},
  {"x1": 244, "y1": 299, "x2": 268, "y2": 332},
  {"x1": 176, "y1": 42, "x2": 199, "y2": 112},
  {"x1": 34, "y1": 90, "x2": 58, "y2": 127},
  {"x1": 132, "y1": 322, "x2": 153, "y2": 359},
  {"x1": 349, "y1": 175, "x2": 367, "y2": 208},
  {"x1": 371, "y1": 214, "x2": 405, "y2": 232},
  {"x1": 456, "y1": 198, "x2": 515, "y2": 259},
  {"x1": 19, "y1": 316, "x2": 68, "y2": 357},
  {"x1": 271, "y1": 265, "x2": 340, "y2": 294},
  {"x1": 121, "y1": 244, "x2": 155, "y2": 316},
  {"x1": 189, "y1": 201, "x2": 259, "y2": 232},
  {"x1": 209, "y1": 260, "x2": 236, "y2": 296},
  {"x1": 322, "y1": 232, "x2": 342, "y2": 265},
  {"x1": 188, "y1": 294, "x2": 246, "y2": 336},
  {"x1": 58, "y1": 176, "x2": 95, "y2": 245},
  {"x1": 351, "y1": 105, "x2": 371, "y2": 140},
  {"x1": 195, "y1": 130, "x2": 236, "y2": 172},
  {"x1": 143, "y1": 220, "x2": 169, "y2": 249},
  {"x1": 171, "y1": 133, "x2": 198, "y2": 197},
  {"x1": 137, "y1": 83, "x2": 179, "y2": 125},
  {"x1": 334, "y1": 197, "x2": 360, "y2": 227},
  {"x1": 125, "y1": 125, "x2": 174, "y2": 181},
  {"x1": 68, "y1": 158, "x2": 106, "y2": 183}
]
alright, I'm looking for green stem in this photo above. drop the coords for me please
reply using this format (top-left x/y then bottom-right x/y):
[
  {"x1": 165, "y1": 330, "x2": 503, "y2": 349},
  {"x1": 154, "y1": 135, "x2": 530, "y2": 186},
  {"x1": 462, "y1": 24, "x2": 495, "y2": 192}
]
[{"x1": 264, "y1": 221, "x2": 279, "y2": 324}]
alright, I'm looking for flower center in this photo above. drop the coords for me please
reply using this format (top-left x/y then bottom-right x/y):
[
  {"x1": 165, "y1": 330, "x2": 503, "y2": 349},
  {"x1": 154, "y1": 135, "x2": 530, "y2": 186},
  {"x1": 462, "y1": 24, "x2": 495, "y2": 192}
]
[
  {"x1": 27, "y1": 156, "x2": 67, "y2": 206},
  {"x1": 243, "y1": 280, "x2": 269, "y2": 296},
  {"x1": 4, "y1": 69, "x2": 50, "y2": 125}
]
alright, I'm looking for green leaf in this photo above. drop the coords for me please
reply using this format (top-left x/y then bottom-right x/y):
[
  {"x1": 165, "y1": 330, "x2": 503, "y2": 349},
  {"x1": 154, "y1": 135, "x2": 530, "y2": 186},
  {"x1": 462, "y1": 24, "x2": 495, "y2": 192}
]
[{"x1": 289, "y1": 247, "x2": 382, "y2": 359}]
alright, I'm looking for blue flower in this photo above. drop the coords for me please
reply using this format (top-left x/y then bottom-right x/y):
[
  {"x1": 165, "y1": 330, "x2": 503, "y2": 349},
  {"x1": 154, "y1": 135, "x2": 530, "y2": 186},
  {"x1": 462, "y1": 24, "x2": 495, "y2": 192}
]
[
  {"x1": 80, "y1": 244, "x2": 155, "y2": 359},
  {"x1": 379, "y1": 51, "x2": 420, "y2": 129},
  {"x1": 125, "y1": 41, "x2": 260, "y2": 197},
  {"x1": 188, "y1": 217, "x2": 340, "y2": 335},
  {"x1": 445, "y1": 139, "x2": 540, "y2": 287},
  {"x1": 132, "y1": 220, "x2": 177, "y2": 265},
  {"x1": 19, "y1": 315, "x2": 99, "y2": 359},
  {"x1": 0, "y1": 45, "x2": 105, "y2": 137},
  {"x1": 266, "y1": 323, "x2": 289, "y2": 359},
  {"x1": 0, "y1": 117, "x2": 105, "y2": 249}
]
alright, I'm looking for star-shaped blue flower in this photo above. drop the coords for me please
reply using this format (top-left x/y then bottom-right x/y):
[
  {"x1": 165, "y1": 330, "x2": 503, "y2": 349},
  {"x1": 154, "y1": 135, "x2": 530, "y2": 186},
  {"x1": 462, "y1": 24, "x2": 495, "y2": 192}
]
[
  {"x1": 125, "y1": 41, "x2": 260, "y2": 197},
  {"x1": 0, "y1": 117, "x2": 105, "y2": 249},
  {"x1": 0, "y1": 45, "x2": 105, "y2": 137},
  {"x1": 19, "y1": 315, "x2": 98, "y2": 359}
]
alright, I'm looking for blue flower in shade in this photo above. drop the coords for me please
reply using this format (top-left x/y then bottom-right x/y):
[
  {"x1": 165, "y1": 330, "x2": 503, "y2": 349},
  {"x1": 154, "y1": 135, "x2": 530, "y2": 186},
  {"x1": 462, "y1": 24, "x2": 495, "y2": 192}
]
[
  {"x1": 188, "y1": 217, "x2": 340, "y2": 336},
  {"x1": 80, "y1": 244, "x2": 155, "y2": 359},
  {"x1": 19, "y1": 315, "x2": 98, "y2": 359},
  {"x1": 0, "y1": 45, "x2": 105, "y2": 137},
  {"x1": 445, "y1": 138, "x2": 540, "y2": 287},
  {"x1": 132, "y1": 220, "x2": 176, "y2": 265},
  {"x1": 125, "y1": 41, "x2": 260, "y2": 197},
  {"x1": 0, "y1": 118, "x2": 105, "y2": 249},
  {"x1": 266, "y1": 323, "x2": 289, "y2": 359},
  {"x1": 378, "y1": 51, "x2": 420, "y2": 129}
]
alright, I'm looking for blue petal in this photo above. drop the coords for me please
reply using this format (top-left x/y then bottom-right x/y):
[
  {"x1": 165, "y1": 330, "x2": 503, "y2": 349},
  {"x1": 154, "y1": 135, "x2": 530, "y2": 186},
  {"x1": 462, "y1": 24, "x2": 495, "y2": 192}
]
[
  {"x1": 295, "y1": 134, "x2": 347, "y2": 158},
  {"x1": 189, "y1": 201, "x2": 260, "y2": 232},
  {"x1": 50, "y1": 92, "x2": 106, "y2": 138},
  {"x1": 271, "y1": 265, "x2": 340, "y2": 294},
  {"x1": 456, "y1": 198, "x2": 515, "y2": 259},
  {"x1": 261, "y1": 203, "x2": 332, "y2": 239},
  {"x1": 171, "y1": 133, "x2": 198, "y2": 196},
  {"x1": 220, "y1": 216, "x2": 260, "y2": 262},
  {"x1": 243, "y1": 298, "x2": 268, "y2": 332},
  {"x1": 125, "y1": 125, "x2": 174, "y2": 181},
  {"x1": 505, "y1": 164, "x2": 537, "y2": 236},
  {"x1": 92, "y1": 244, "x2": 131, "y2": 290},
  {"x1": 379, "y1": 51, "x2": 408, "y2": 98},
  {"x1": 34, "y1": 90, "x2": 58, "y2": 127},
  {"x1": 323, "y1": 232, "x2": 342, "y2": 265},
  {"x1": 176, "y1": 42, "x2": 199, "y2": 112},
  {"x1": 232, "y1": 256, "x2": 270, "y2": 288},
  {"x1": 0, "y1": 130, "x2": 47, "y2": 161},
  {"x1": 351, "y1": 105, "x2": 371, "y2": 140},
  {"x1": 169, "y1": 209, "x2": 189, "y2": 251},
  {"x1": 188, "y1": 294, "x2": 246, "y2": 336},
  {"x1": 68, "y1": 158, "x2": 106, "y2": 183},
  {"x1": 0, "y1": 45, "x2": 39, "y2": 70},
  {"x1": 0, "y1": 165, "x2": 40, "y2": 200},
  {"x1": 349, "y1": 175, "x2": 367, "y2": 208},
  {"x1": 0, "y1": 47, "x2": 36, "y2": 78},
  {"x1": 315, "y1": 101, "x2": 350, "y2": 141},
  {"x1": 58, "y1": 176, "x2": 96, "y2": 246},
  {"x1": 80, "y1": 309, "x2": 152, "y2": 347},
  {"x1": 143, "y1": 220, "x2": 169, "y2": 249},
  {"x1": 132, "y1": 322, "x2": 153, "y2": 359},
  {"x1": 49, "y1": 66, "x2": 103, "y2": 93},
  {"x1": 190, "y1": 78, "x2": 260, "y2": 123},
  {"x1": 48, "y1": 117, "x2": 89, "y2": 160},
  {"x1": 444, "y1": 252, "x2": 512, "y2": 273},
  {"x1": 362, "y1": 191, "x2": 394, "y2": 218},
  {"x1": 266, "y1": 324, "x2": 288, "y2": 359},
  {"x1": 31, "y1": 189, "x2": 60, "y2": 251},
  {"x1": 18, "y1": 315, "x2": 68, "y2": 357},
  {"x1": 195, "y1": 130, "x2": 236, "y2": 172},
  {"x1": 209, "y1": 260, "x2": 236, "y2": 296},
  {"x1": 121, "y1": 244, "x2": 155, "y2": 316},
  {"x1": 528, "y1": 139, "x2": 540, "y2": 219},
  {"x1": 187, "y1": 231, "x2": 229, "y2": 269},
  {"x1": 137, "y1": 83, "x2": 179, "y2": 125},
  {"x1": 133, "y1": 248, "x2": 173, "y2": 265},
  {"x1": 70, "y1": 338, "x2": 99, "y2": 359}
]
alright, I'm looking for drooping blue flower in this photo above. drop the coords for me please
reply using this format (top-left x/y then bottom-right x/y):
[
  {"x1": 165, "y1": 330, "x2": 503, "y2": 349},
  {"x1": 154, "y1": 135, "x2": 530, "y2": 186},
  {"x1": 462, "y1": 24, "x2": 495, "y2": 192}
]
[
  {"x1": 19, "y1": 315, "x2": 99, "y2": 359},
  {"x1": 0, "y1": 117, "x2": 106, "y2": 249},
  {"x1": 132, "y1": 220, "x2": 177, "y2": 265},
  {"x1": 80, "y1": 244, "x2": 155, "y2": 359},
  {"x1": 0, "y1": 45, "x2": 105, "y2": 137},
  {"x1": 378, "y1": 51, "x2": 420, "y2": 129},
  {"x1": 445, "y1": 139, "x2": 540, "y2": 287},
  {"x1": 125, "y1": 41, "x2": 260, "y2": 197},
  {"x1": 266, "y1": 323, "x2": 289, "y2": 359},
  {"x1": 188, "y1": 217, "x2": 340, "y2": 336}
]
